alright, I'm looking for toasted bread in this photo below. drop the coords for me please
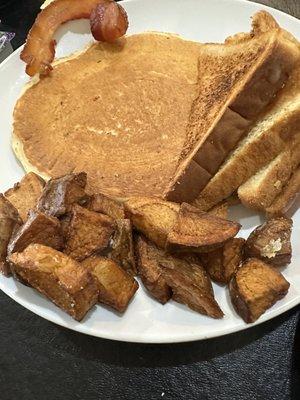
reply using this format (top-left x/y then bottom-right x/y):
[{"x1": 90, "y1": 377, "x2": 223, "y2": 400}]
[
  {"x1": 207, "y1": 201, "x2": 229, "y2": 219},
  {"x1": 9, "y1": 244, "x2": 98, "y2": 321},
  {"x1": 229, "y1": 258, "x2": 290, "y2": 323},
  {"x1": 64, "y1": 204, "x2": 115, "y2": 261},
  {"x1": 134, "y1": 235, "x2": 172, "y2": 304},
  {"x1": 107, "y1": 219, "x2": 137, "y2": 276},
  {"x1": 200, "y1": 238, "x2": 245, "y2": 284},
  {"x1": 265, "y1": 167, "x2": 300, "y2": 218},
  {"x1": 37, "y1": 172, "x2": 90, "y2": 217},
  {"x1": 124, "y1": 197, "x2": 179, "y2": 249},
  {"x1": 82, "y1": 256, "x2": 138, "y2": 312},
  {"x1": 166, "y1": 12, "x2": 300, "y2": 203},
  {"x1": 7, "y1": 210, "x2": 63, "y2": 256},
  {"x1": 245, "y1": 218, "x2": 292, "y2": 267},
  {"x1": 89, "y1": 193, "x2": 126, "y2": 220},
  {"x1": 194, "y1": 64, "x2": 300, "y2": 211},
  {"x1": 238, "y1": 135, "x2": 300, "y2": 212},
  {"x1": 4, "y1": 172, "x2": 45, "y2": 222},
  {"x1": 0, "y1": 195, "x2": 22, "y2": 275},
  {"x1": 166, "y1": 203, "x2": 241, "y2": 253}
]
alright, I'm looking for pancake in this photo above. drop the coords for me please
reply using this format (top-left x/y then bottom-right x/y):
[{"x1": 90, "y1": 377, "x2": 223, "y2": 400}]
[{"x1": 13, "y1": 33, "x2": 201, "y2": 198}]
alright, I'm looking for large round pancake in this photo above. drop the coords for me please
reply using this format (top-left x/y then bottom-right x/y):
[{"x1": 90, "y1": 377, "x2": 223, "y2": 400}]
[{"x1": 13, "y1": 33, "x2": 201, "y2": 197}]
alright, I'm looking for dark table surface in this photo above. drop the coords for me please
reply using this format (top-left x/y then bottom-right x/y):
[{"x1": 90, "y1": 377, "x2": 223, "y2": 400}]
[{"x1": 0, "y1": 1, "x2": 299, "y2": 399}]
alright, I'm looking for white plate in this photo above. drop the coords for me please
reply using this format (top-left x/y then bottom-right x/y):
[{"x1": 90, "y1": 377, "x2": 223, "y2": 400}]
[{"x1": 0, "y1": 0, "x2": 299, "y2": 343}]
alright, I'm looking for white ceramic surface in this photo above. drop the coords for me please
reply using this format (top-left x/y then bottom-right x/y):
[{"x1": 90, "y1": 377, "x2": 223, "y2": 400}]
[{"x1": 0, "y1": 0, "x2": 299, "y2": 343}]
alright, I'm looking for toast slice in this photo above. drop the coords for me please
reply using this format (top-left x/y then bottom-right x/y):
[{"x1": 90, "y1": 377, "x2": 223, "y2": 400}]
[
  {"x1": 238, "y1": 135, "x2": 300, "y2": 212},
  {"x1": 82, "y1": 256, "x2": 138, "y2": 313},
  {"x1": 64, "y1": 204, "x2": 115, "y2": 261},
  {"x1": 89, "y1": 193, "x2": 126, "y2": 220},
  {"x1": 9, "y1": 244, "x2": 98, "y2": 321},
  {"x1": 194, "y1": 64, "x2": 300, "y2": 210},
  {"x1": 165, "y1": 12, "x2": 300, "y2": 203},
  {"x1": 0, "y1": 195, "x2": 22, "y2": 275},
  {"x1": 229, "y1": 258, "x2": 290, "y2": 323},
  {"x1": 4, "y1": 172, "x2": 45, "y2": 222},
  {"x1": 245, "y1": 218, "x2": 292, "y2": 267},
  {"x1": 265, "y1": 167, "x2": 300, "y2": 218}
]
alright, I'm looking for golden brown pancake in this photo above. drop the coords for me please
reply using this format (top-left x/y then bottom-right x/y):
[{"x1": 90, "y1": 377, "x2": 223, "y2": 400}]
[{"x1": 13, "y1": 33, "x2": 201, "y2": 197}]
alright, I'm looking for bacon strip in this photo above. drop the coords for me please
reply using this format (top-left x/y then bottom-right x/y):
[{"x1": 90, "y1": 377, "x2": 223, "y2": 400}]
[{"x1": 20, "y1": 0, "x2": 107, "y2": 76}]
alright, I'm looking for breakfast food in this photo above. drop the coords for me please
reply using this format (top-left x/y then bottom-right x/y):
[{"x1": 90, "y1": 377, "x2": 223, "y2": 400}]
[
  {"x1": 37, "y1": 172, "x2": 90, "y2": 217},
  {"x1": 200, "y1": 238, "x2": 245, "y2": 284},
  {"x1": 0, "y1": 195, "x2": 22, "y2": 275},
  {"x1": 135, "y1": 235, "x2": 172, "y2": 304},
  {"x1": 64, "y1": 204, "x2": 116, "y2": 261},
  {"x1": 3, "y1": 4, "x2": 300, "y2": 328},
  {"x1": 9, "y1": 244, "x2": 98, "y2": 321},
  {"x1": 166, "y1": 203, "x2": 241, "y2": 253},
  {"x1": 135, "y1": 235, "x2": 223, "y2": 317},
  {"x1": 21, "y1": 0, "x2": 128, "y2": 76},
  {"x1": 195, "y1": 64, "x2": 300, "y2": 212},
  {"x1": 4, "y1": 172, "x2": 45, "y2": 222},
  {"x1": 238, "y1": 136, "x2": 300, "y2": 213},
  {"x1": 82, "y1": 256, "x2": 138, "y2": 312},
  {"x1": 229, "y1": 258, "x2": 290, "y2": 323},
  {"x1": 107, "y1": 219, "x2": 137, "y2": 276},
  {"x1": 245, "y1": 218, "x2": 292, "y2": 267},
  {"x1": 7, "y1": 210, "x2": 64, "y2": 256}
]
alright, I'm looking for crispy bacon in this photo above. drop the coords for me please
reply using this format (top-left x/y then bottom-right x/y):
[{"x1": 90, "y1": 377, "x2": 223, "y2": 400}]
[{"x1": 20, "y1": 0, "x2": 127, "y2": 77}]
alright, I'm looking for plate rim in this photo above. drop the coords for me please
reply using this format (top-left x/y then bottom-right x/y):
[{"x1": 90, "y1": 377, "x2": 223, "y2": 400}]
[{"x1": 0, "y1": 0, "x2": 299, "y2": 343}]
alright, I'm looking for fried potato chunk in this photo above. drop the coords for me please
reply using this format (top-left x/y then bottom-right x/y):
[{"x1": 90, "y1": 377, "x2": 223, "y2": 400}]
[
  {"x1": 107, "y1": 219, "x2": 137, "y2": 275},
  {"x1": 8, "y1": 210, "x2": 63, "y2": 256},
  {"x1": 37, "y1": 172, "x2": 90, "y2": 217},
  {"x1": 82, "y1": 256, "x2": 138, "y2": 312},
  {"x1": 0, "y1": 195, "x2": 22, "y2": 275},
  {"x1": 89, "y1": 193, "x2": 126, "y2": 220},
  {"x1": 166, "y1": 203, "x2": 241, "y2": 253},
  {"x1": 4, "y1": 172, "x2": 45, "y2": 222},
  {"x1": 64, "y1": 205, "x2": 115, "y2": 261},
  {"x1": 229, "y1": 258, "x2": 290, "y2": 323},
  {"x1": 245, "y1": 218, "x2": 292, "y2": 267},
  {"x1": 9, "y1": 244, "x2": 98, "y2": 321},
  {"x1": 124, "y1": 197, "x2": 180, "y2": 248},
  {"x1": 200, "y1": 238, "x2": 245, "y2": 284},
  {"x1": 135, "y1": 235, "x2": 223, "y2": 318},
  {"x1": 135, "y1": 235, "x2": 172, "y2": 304}
]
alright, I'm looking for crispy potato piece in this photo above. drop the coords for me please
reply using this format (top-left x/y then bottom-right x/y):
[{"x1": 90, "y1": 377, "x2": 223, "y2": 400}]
[
  {"x1": 134, "y1": 234, "x2": 222, "y2": 317},
  {"x1": 107, "y1": 219, "x2": 137, "y2": 275},
  {"x1": 166, "y1": 203, "x2": 241, "y2": 253},
  {"x1": 229, "y1": 258, "x2": 289, "y2": 323},
  {"x1": 135, "y1": 235, "x2": 172, "y2": 304},
  {"x1": 89, "y1": 193, "x2": 126, "y2": 219},
  {"x1": 200, "y1": 238, "x2": 245, "y2": 284},
  {"x1": 207, "y1": 201, "x2": 229, "y2": 219},
  {"x1": 4, "y1": 172, "x2": 45, "y2": 222},
  {"x1": 64, "y1": 205, "x2": 115, "y2": 261},
  {"x1": 37, "y1": 172, "x2": 90, "y2": 217},
  {"x1": 7, "y1": 210, "x2": 63, "y2": 256},
  {"x1": 82, "y1": 256, "x2": 138, "y2": 312},
  {"x1": 245, "y1": 218, "x2": 292, "y2": 267},
  {"x1": 9, "y1": 244, "x2": 98, "y2": 321},
  {"x1": 0, "y1": 195, "x2": 22, "y2": 275},
  {"x1": 158, "y1": 251, "x2": 224, "y2": 318},
  {"x1": 124, "y1": 197, "x2": 180, "y2": 248}
]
